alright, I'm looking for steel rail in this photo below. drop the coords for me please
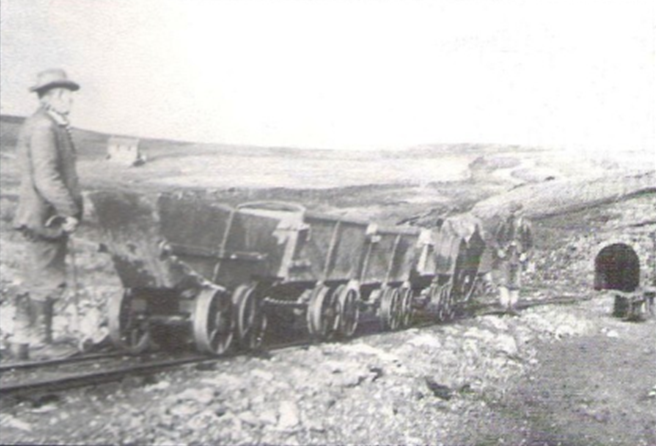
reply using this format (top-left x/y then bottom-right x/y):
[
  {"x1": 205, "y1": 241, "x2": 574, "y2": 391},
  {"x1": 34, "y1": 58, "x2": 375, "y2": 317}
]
[
  {"x1": 0, "y1": 337, "x2": 313, "y2": 398},
  {"x1": 0, "y1": 355, "x2": 209, "y2": 397},
  {"x1": 0, "y1": 351, "x2": 126, "y2": 373}
]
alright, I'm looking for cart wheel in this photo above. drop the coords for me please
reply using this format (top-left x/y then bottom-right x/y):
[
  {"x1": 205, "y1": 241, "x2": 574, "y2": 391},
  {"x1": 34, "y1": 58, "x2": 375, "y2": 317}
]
[
  {"x1": 436, "y1": 284, "x2": 447, "y2": 321},
  {"x1": 398, "y1": 287, "x2": 414, "y2": 328},
  {"x1": 307, "y1": 284, "x2": 339, "y2": 340},
  {"x1": 380, "y1": 287, "x2": 402, "y2": 331},
  {"x1": 233, "y1": 283, "x2": 267, "y2": 350},
  {"x1": 439, "y1": 283, "x2": 455, "y2": 321},
  {"x1": 392, "y1": 288, "x2": 405, "y2": 328},
  {"x1": 430, "y1": 284, "x2": 444, "y2": 322},
  {"x1": 193, "y1": 287, "x2": 234, "y2": 355},
  {"x1": 335, "y1": 284, "x2": 360, "y2": 338},
  {"x1": 457, "y1": 270, "x2": 478, "y2": 302},
  {"x1": 108, "y1": 288, "x2": 151, "y2": 354},
  {"x1": 447, "y1": 283, "x2": 457, "y2": 319}
]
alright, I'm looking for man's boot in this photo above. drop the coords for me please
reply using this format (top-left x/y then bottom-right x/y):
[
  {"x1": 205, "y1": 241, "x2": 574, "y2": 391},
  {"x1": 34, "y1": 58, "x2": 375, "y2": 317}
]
[
  {"x1": 28, "y1": 299, "x2": 51, "y2": 347},
  {"x1": 8, "y1": 294, "x2": 31, "y2": 360},
  {"x1": 28, "y1": 298, "x2": 77, "y2": 360}
]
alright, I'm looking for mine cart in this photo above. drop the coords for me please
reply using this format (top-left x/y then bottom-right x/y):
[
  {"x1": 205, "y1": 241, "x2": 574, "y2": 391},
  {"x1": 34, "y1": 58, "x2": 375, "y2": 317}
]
[
  {"x1": 422, "y1": 214, "x2": 487, "y2": 321},
  {"x1": 446, "y1": 215, "x2": 489, "y2": 303},
  {"x1": 90, "y1": 190, "x2": 240, "y2": 355},
  {"x1": 422, "y1": 226, "x2": 462, "y2": 320},
  {"x1": 272, "y1": 211, "x2": 371, "y2": 340},
  {"x1": 354, "y1": 224, "x2": 422, "y2": 331}
]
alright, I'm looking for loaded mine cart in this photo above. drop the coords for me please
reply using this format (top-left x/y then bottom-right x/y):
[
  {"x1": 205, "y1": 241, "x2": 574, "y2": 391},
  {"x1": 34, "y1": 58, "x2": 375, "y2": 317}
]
[
  {"x1": 355, "y1": 223, "x2": 425, "y2": 331},
  {"x1": 419, "y1": 214, "x2": 488, "y2": 321},
  {"x1": 90, "y1": 190, "x2": 238, "y2": 355},
  {"x1": 428, "y1": 226, "x2": 465, "y2": 320},
  {"x1": 90, "y1": 191, "x2": 431, "y2": 356}
]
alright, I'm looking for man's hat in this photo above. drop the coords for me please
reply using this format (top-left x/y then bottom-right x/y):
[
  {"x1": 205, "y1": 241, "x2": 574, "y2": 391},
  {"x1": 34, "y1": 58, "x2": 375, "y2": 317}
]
[{"x1": 29, "y1": 69, "x2": 80, "y2": 94}]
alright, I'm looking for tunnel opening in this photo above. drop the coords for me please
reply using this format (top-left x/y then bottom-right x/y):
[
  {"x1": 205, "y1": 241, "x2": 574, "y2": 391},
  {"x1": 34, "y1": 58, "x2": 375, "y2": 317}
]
[{"x1": 594, "y1": 243, "x2": 640, "y2": 292}]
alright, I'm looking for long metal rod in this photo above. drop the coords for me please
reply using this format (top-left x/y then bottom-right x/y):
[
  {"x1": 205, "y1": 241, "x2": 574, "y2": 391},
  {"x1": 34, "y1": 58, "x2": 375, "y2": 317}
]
[{"x1": 68, "y1": 237, "x2": 80, "y2": 331}]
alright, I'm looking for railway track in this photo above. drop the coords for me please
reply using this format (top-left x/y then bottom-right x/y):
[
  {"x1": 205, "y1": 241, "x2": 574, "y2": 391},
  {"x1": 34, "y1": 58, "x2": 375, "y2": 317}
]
[
  {"x1": 0, "y1": 293, "x2": 590, "y2": 399},
  {"x1": 0, "y1": 336, "x2": 312, "y2": 400},
  {"x1": 0, "y1": 351, "x2": 125, "y2": 373}
]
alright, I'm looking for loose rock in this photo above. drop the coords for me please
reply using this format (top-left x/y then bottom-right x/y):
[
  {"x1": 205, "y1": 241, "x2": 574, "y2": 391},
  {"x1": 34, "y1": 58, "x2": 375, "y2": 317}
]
[{"x1": 277, "y1": 400, "x2": 301, "y2": 429}]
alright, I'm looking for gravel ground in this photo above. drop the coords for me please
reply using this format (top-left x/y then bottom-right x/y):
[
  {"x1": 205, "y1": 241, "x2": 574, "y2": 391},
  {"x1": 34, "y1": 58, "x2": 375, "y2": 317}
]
[{"x1": 1, "y1": 293, "x2": 653, "y2": 445}]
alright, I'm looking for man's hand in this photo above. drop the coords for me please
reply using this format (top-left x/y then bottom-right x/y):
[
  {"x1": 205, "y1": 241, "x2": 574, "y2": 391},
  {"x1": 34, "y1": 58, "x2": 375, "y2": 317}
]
[{"x1": 61, "y1": 216, "x2": 79, "y2": 233}]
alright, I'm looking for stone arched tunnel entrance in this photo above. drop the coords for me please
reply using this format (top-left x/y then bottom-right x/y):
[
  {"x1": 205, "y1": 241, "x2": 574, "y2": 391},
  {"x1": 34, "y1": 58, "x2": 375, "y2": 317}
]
[{"x1": 594, "y1": 243, "x2": 640, "y2": 292}]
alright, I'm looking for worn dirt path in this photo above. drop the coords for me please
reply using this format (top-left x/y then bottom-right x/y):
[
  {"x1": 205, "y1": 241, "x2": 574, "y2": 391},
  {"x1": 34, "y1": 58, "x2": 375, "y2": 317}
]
[{"x1": 484, "y1": 301, "x2": 656, "y2": 446}]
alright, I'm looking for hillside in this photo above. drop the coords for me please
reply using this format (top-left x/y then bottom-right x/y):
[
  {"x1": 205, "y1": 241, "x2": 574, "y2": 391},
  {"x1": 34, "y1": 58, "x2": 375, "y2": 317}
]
[{"x1": 3, "y1": 114, "x2": 652, "y2": 217}]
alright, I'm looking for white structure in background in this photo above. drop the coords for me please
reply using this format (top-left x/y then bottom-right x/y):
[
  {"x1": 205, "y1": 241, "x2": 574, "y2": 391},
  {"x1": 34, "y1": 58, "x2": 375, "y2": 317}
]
[{"x1": 106, "y1": 136, "x2": 146, "y2": 166}]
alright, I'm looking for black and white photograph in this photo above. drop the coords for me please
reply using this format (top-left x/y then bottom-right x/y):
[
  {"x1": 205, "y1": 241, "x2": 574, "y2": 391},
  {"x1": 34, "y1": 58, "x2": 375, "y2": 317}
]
[{"x1": 0, "y1": 1, "x2": 655, "y2": 445}]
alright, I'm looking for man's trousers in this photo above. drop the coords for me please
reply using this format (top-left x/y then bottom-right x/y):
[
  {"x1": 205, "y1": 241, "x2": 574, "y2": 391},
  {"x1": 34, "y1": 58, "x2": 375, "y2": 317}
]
[{"x1": 22, "y1": 232, "x2": 68, "y2": 302}]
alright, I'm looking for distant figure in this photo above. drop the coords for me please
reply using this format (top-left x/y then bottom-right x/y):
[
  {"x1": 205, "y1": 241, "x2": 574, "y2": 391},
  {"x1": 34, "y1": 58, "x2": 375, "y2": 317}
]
[
  {"x1": 493, "y1": 203, "x2": 533, "y2": 314},
  {"x1": 11, "y1": 69, "x2": 83, "y2": 359}
]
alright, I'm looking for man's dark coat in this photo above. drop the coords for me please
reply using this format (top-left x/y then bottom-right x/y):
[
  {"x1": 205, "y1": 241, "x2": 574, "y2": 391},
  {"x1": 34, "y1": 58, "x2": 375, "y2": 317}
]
[{"x1": 13, "y1": 108, "x2": 82, "y2": 239}]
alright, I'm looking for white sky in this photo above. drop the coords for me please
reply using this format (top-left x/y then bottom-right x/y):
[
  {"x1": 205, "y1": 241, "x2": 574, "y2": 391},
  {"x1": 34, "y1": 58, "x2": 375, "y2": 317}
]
[{"x1": 1, "y1": 0, "x2": 655, "y2": 152}]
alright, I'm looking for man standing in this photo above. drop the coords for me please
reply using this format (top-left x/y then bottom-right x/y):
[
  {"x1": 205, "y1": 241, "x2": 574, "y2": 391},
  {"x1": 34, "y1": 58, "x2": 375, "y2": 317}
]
[
  {"x1": 11, "y1": 69, "x2": 83, "y2": 359},
  {"x1": 493, "y1": 203, "x2": 533, "y2": 314}
]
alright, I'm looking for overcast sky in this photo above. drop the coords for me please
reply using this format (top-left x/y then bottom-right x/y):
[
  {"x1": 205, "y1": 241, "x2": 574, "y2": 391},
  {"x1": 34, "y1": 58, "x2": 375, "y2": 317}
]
[{"x1": 1, "y1": 0, "x2": 654, "y2": 152}]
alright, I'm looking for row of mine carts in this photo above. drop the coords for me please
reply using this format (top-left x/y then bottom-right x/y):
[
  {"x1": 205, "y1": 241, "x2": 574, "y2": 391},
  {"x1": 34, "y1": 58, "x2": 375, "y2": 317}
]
[{"x1": 89, "y1": 191, "x2": 489, "y2": 355}]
